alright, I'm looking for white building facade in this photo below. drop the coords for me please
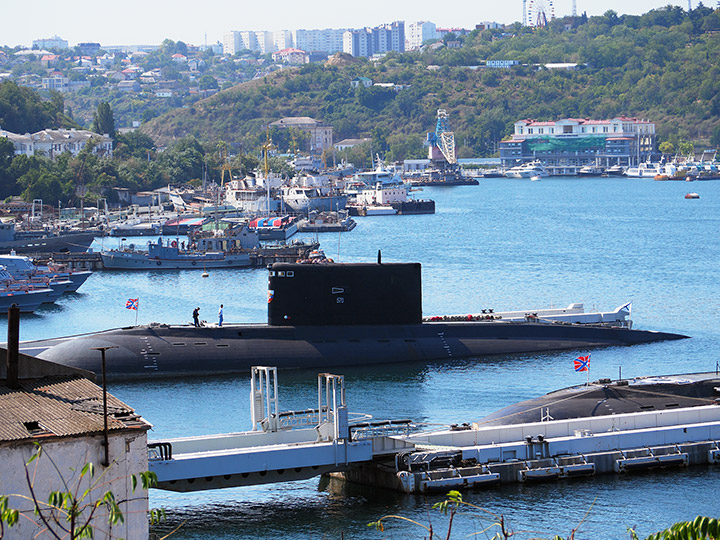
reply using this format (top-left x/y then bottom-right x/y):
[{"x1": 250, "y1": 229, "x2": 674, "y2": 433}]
[
  {"x1": 0, "y1": 376, "x2": 151, "y2": 540},
  {"x1": 28, "y1": 129, "x2": 114, "y2": 159},
  {"x1": 343, "y1": 21, "x2": 405, "y2": 57},
  {"x1": 406, "y1": 21, "x2": 438, "y2": 50},
  {"x1": 293, "y1": 28, "x2": 346, "y2": 53},
  {"x1": 499, "y1": 117, "x2": 657, "y2": 174},
  {"x1": 32, "y1": 35, "x2": 69, "y2": 49}
]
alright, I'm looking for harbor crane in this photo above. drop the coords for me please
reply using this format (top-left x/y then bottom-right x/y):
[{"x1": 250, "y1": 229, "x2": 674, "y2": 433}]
[{"x1": 427, "y1": 109, "x2": 457, "y2": 165}]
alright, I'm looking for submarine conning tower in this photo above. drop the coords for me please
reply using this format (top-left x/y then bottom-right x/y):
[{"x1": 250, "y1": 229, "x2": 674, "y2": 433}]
[{"x1": 268, "y1": 262, "x2": 422, "y2": 326}]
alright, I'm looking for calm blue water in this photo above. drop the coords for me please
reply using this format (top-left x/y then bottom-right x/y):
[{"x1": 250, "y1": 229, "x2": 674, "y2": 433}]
[{"x1": 16, "y1": 177, "x2": 720, "y2": 539}]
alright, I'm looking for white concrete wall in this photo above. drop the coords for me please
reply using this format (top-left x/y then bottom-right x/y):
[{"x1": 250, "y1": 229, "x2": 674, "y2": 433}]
[{"x1": 1, "y1": 431, "x2": 149, "y2": 540}]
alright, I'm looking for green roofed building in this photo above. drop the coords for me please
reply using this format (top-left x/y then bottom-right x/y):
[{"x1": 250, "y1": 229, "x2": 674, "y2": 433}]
[{"x1": 499, "y1": 117, "x2": 655, "y2": 175}]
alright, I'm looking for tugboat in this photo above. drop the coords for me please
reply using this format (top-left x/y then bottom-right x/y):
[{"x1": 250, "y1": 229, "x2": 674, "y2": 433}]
[{"x1": 100, "y1": 235, "x2": 252, "y2": 270}]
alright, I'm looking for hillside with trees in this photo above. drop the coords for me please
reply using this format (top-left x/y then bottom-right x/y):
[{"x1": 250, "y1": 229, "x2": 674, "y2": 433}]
[
  {"x1": 1, "y1": 5, "x2": 720, "y2": 205},
  {"x1": 141, "y1": 5, "x2": 720, "y2": 161}
]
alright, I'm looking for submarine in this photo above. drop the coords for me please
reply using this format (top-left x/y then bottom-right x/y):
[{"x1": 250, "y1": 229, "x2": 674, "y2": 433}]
[{"x1": 16, "y1": 260, "x2": 687, "y2": 379}]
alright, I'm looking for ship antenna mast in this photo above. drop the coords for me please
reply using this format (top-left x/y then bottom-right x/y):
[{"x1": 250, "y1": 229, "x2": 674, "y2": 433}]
[{"x1": 262, "y1": 128, "x2": 276, "y2": 217}]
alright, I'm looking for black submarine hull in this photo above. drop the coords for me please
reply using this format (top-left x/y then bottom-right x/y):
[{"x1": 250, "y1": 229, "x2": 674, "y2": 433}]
[
  {"x1": 479, "y1": 372, "x2": 720, "y2": 425},
  {"x1": 20, "y1": 320, "x2": 687, "y2": 380}
]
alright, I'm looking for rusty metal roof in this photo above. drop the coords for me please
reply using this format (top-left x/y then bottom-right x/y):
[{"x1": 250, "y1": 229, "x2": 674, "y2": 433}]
[{"x1": 0, "y1": 376, "x2": 151, "y2": 443}]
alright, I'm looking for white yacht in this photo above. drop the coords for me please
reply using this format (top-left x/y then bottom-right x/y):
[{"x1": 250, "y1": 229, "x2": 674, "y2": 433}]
[
  {"x1": 624, "y1": 161, "x2": 676, "y2": 178},
  {"x1": 504, "y1": 161, "x2": 550, "y2": 178},
  {"x1": 225, "y1": 176, "x2": 281, "y2": 215}
]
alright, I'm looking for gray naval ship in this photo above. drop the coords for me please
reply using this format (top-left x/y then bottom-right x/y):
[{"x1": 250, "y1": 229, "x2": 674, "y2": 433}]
[{"x1": 16, "y1": 260, "x2": 687, "y2": 380}]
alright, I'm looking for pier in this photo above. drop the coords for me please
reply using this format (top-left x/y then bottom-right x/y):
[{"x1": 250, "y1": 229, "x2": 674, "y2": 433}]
[
  {"x1": 147, "y1": 367, "x2": 413, "y2": 492},
  {"x1": 31, "y1": 243, "x2": 319, "y2": 271},
  {"x1": 146, "y1": 367, "x2": 720, "y2": 494}
]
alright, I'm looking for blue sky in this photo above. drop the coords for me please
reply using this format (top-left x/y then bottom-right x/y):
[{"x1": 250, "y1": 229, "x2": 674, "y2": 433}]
[{"x1": 2, "y1": 0, "x2": 698, "y2": 48}]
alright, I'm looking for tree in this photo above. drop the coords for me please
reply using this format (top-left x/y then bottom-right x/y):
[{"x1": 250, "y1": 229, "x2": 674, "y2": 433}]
[
  {"x1": 92, "y1": 102, "x2": 115, "y2": 140},
  {"x1": 711, "y1": 125, "x2": 720, "y2": 148},
  {"x1": 659, "y1": 141, "x2": 675, "y2": 154}
]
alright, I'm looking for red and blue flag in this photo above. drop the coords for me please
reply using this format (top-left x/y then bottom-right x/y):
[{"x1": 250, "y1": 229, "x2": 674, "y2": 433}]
[
  {"x1": 574, "y1": 354, "x2": 590, "y2": 372},
  {"x1": 125, "y1": 298, "x2": 139, "y2": 311}
]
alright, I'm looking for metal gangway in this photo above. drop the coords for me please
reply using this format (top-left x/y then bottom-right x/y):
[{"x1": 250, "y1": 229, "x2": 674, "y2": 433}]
[{"x1": 147, "y1": 367, "x2": 413, "y2": 492}]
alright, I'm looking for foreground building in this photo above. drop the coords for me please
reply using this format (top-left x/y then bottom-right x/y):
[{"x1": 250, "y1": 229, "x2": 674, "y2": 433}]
[
  {"x1": 0, "y1": 346, "x2": 151, "y2": 539},
  {"x1": 499, "y1": 117, "x2": 656, "y2": 175}
]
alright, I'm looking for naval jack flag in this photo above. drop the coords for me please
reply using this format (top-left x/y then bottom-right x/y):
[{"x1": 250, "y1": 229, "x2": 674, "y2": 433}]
[
  {"x1": 574, "y1": 354, "x2": 591, "y2": 386},
  {"x1": 125, "y1": 298, "x2": 139, "y2": 325}
]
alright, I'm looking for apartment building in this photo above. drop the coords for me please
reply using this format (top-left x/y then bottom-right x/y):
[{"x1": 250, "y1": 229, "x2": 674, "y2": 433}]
[
  {"x1": 406, "y1": 21, "x2": 438, "y2": 50},
  {"x1": 343, "y1": 21, "x2": 405, "y2": 57}
]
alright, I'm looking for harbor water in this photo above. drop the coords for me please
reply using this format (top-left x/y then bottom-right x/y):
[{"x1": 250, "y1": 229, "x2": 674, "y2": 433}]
[{"x1": 16, "y1": 177, "x2": 720, "y2": 539}]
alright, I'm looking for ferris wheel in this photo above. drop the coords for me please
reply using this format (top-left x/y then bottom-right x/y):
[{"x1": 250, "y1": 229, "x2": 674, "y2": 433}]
[{"x1": 527, "y1": 0, "x2": 555, "y2": 27}]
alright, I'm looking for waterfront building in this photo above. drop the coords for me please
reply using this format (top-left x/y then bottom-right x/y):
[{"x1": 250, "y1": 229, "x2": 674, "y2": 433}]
[
  {"x1": 32, "y1": 35, "x2": 68, "y2": 50},
  {"x1": 270, "y1": 117, "x2": 333, "y2": 155},
  {"x1": 406, "y1": 21, "x2": 438, "y2": 50},
  {"x1": 343, "y1": 21, "x2": 405, "y2": 57},
  {"x1": 499, "y1": 117, "x2": 656, "y2": 175}
]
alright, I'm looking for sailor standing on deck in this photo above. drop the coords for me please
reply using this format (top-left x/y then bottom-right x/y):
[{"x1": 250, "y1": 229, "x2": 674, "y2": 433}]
[
  {"x1": 218, "y1": 304, "x2": 224, "y2": 327},
  {"x1": 193, "y1": 307, "x2": 200, "y2": 327}
]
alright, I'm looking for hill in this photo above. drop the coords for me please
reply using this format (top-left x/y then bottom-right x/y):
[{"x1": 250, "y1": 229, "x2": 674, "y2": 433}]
[{"x1": 140, "y1": 6, "x2": 720, "y2": 160}]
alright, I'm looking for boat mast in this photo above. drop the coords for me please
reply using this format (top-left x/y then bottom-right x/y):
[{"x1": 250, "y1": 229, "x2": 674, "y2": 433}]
[{"x1": 262, "y1": 128, "x2": 275, "y2": 217}]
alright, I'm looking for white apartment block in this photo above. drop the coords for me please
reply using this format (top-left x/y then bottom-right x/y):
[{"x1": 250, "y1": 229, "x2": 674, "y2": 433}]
[
  {"x1": 406, "y1": 21, "x2": 438, "y2": 50},
  {"x1": 223, "y1": 30, "x2": 273, "y2": 54},
  {"x1": 32, "y1": 35, "x2": 68, "y2": 50},
  {"x1": 274, "y1": 30, "x2": 294, "y2": 51},
  {"x1": 343, "y1": 21, "x2": 405, "y2": 57},
  {"x1": 293, "y1": 28, "x2": 346, "y2": 53}
]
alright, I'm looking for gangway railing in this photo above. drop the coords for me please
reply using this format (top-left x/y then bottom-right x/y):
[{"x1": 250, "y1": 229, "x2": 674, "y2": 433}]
[{"x1": 147, "y1": 367, "x2": 394, "y2": 492}]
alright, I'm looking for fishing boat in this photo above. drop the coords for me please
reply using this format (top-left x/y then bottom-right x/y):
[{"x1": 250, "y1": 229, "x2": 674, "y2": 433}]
[
  {"x1": 0, "y1": 254, "x2": 92, "y2": 293},
  {"x1": 100, "y1": 236, "x2": 251, "y2": 270},
  {"x1": 0, "y1": 222, "x2": 95, "y2": 254},
  {"x1": 248, "y1": 215, "x2": 298, "y2": 241},
  {"x1": 0, "y1": 266, "x2": 59, "y2": 313},
  {"x1": 346, "y1": 161, "x2": 435, "y2": 216}
]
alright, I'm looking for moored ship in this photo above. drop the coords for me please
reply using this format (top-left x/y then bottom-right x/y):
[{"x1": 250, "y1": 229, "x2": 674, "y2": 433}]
[
  {"x1": 16, "y1": 259, "x2": 687, "y2": 379},
  {"x1": 100, "y1": 236, "x2": 252, "y2": 270}
]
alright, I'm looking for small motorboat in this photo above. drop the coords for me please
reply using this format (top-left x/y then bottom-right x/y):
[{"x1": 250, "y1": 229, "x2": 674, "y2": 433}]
[{"x1": 685, "y1": 192, "x2": 700, "y2": 199}]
